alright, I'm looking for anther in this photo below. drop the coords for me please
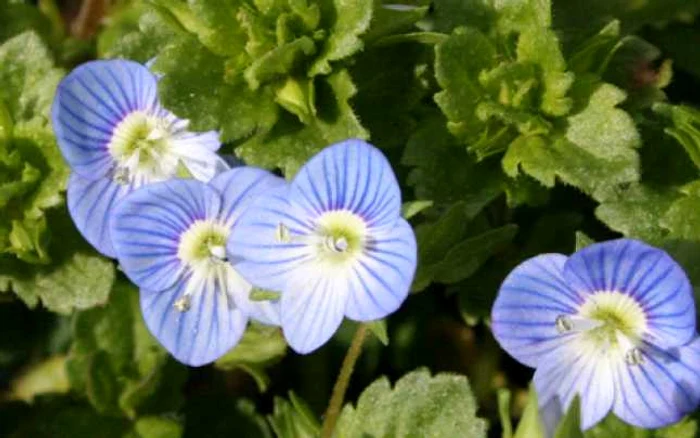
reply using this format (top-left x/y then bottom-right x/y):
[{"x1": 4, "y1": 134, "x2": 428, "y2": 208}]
[
  {"x1": 276, "y1": 223, "x2": 291, "y2": 243},
  {"x1": 173, "y1": 295, "x2": 191, "y2": 312},
  {"x1": 555, "y1": 315, "x2": 574, "y2": 333},
  {"x1": 209, "y1": 245, "x2": 226, "y2": 261},
  {"x1": 325, "y1": 236, "x2": 348, "y2": 253},
  {"x1": 625, "y1": 348, "x2": 644, "y2": 366}
]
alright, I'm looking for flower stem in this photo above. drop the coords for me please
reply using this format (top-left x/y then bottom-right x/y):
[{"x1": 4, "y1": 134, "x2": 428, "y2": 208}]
[{"x1": 320, "y1": 325, "x2": 368, "y2": 438}]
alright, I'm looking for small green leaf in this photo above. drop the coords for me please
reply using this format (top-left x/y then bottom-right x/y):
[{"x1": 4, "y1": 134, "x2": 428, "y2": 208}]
[
  {"x1": 268, "y1": 392, "x2": 320, "y2": 438},
  {"x1": 654, "y1": 103, "x2": 700, "y2": 171},
  {"x1": 214, "y1": 324, "x2": 287, "y2": 392},
  {"x1": 401, "y1": 200, "x2": 433, "y2": 220},
  {"x1": 366, "y1": 320, "x2": 388, "y2": 346},
  {"x1": 308, "y1": 0, "x2": 373, "y2": 76},
  {"x1": 134, "y1": 416, "x2": 183, "y2": 438},
  {"x1": 334, "y1": 368, "x2": 487, "y2": 438},
  {"x1": 555, "y1": 397, "x2": 583, "y2": 438},
  {"x1": 250, "y1": 288, "x2": 282, "y2": 302},
  {"x1": 513, "y1": 385, "x2": 544, "y2": 438},
  {"x1": 575, "y1": 231, "x2": 595, "y2": 250},
  {"x1": 498, "y1": 388, "x2": 513, "y2": 438}
]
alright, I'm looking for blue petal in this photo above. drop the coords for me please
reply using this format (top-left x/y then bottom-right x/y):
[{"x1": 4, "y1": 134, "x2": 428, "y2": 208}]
[
  {"x1": 281, "y1": 272, "x2": 349, "y2": 354},
  {"x1": 140, "y1": 275, "x2": 248, "y2": 366},
  {"x1": 534, "y1": 341, "x2": 615, "y2": 431},
  {"x1": 563, "y1": 239, "x2": 696, "y2": 348},
  {"x1": 345, "y1": 218, "x2": 417, "y2": 321},
  {"x1": 111, "y1": 179, "x2": 222, "y2": 291},
  {"x1": 227, "y1": 185, "x2": 314, "y2": 292},
  {"x1": 290, "y1": 139, "x2": 401, "y2": 228},
  {"x1": 67, "y1": 173, "x2": 131, "y2": 258},
  {"x1": 209, "y1": 167, "x2": 285, "y2": 227},
  {"x1": 612, "y1": 339, "x2": 700, "y2": 428},
  {"x1": 492, "y1": 254, "x2": 584, "y2": 368},
  {"x1": 51, "y1": 60, "x2": 158, "y2": 178}
]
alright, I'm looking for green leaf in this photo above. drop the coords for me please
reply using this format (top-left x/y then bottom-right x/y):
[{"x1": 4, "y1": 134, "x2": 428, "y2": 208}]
[
  {"x1": 334, "y1": 368, "x2": 487, "y2": 438},
  {"x1": 575, "y1": 231, "x2": 595, "y2": 250},
  {"x1": 661, "y1": 180, "x2": 700, "y2": 241},
  {"x1": 155, "y1": 35, "x2": 280, "y2": 141},
  {"x1": 513, "y1": 385, "x2": 545, "y2": 438},
  {"x1": 308, "y1": 0, "x2": 373, "y2": 76},
  {"x1": 0, "y1": 31, "x2": 63, "y2": 126},
  {"x1": 503, "y1": 134, "x2": 639, "y2": 201},
  {"x1": 134, "y1": 416, "x2": 183, "y2": 438},
  {"x1": 363, "y1": 3, "x2": 429, "y2": 43},
  {"x1": 5, "y1": 246, "x2": 115, "y2": 313},
  {"x1": 236, "y1": 69, "x2": 368, "y2": 176},
  {"x1": 434, "y1": 27, "x2": 497, "y2": 144},
  {"x1": 214, "y1": 323, "x2": 287, "y2": 392},
  {"x1": 401, "y1": 200, "x2": 433, "y2": 220},
  {"x1": 498, "y1": 388, "x2": 513, "y2": 438},
  {"x1": 250, "y1": 287, "x2": 283, "y2": 302},
  {"x1": 402, "y1": 115, "x2": 504, "y2": 213},
  {"x1": 366, "y1": 320, "x2": 388, "y2": 346},
  {"x1": 596, "y1": 184, "x2": 679, "y2": 244},
  {"x1": 0, "y1": 1, "x2": 53, "y2": 46},
  {"x1": 584, "y1": 414, "x2": 697, "y2": 438},
  {"x1": 653, "y1": 103, "x2": 700, "y2": 171},
  {"x1": 565, "y1": 83, "x2": 640, "y2": 162},
  {"x1": 100, "y1": 8, "x2": 181, "y2": 62},
  {"x1": 66, "y1": 281, "x2": 187, "y2": 418},
  {"x1": 555, "y1": 397, "x2": 583, "y2": 438},
  {"x1": 268, "y1": 393, "x2": 320, "y2": 438}
]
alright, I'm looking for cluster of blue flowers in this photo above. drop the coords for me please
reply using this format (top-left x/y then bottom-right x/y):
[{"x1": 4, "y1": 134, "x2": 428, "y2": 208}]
[
  {"x1": 52, "y1": 59, "x2": 418, "y2": 365},
  {"x1": 53, "y1": 59, "x2": 700, "y2": 432}
]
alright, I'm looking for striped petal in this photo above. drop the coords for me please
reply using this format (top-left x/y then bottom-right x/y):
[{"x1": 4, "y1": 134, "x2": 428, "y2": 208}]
[
  {"x1": 563, "y1": 239, "x2": 695, "y2": 348},
  {"x1": 290, "y1": 139, "x2": 401, "y2": 228},
  {"x1": 227, "y1": 185, "x2": 314, "y2": 292},
  {"x1": 345, "y1": 218, "x2": 417, "y2": 321},
  {"x1": 492, "y1": 254, "x2": 583, "y2": 368},
  {"x1": 534, "y1": 340, "x2": 615, "y2": 431},
  {"x1": 67, "y1": 173, "x2": 130, "y2": 258},
  {"x1": 111, "y1": 179, "x2": 222, "y2": 291},
  {"x1": 209, "y1": 167, "x2": 285, "y2": 228},
  {"x1": 281, "y1": 268, "x2": 349, "y2": 354},
  {"x1": 612, "y1": 338, "x2": 700, "y2": 428},
  {"x1": 52, "y1": 60, "x2": 158, "y2": 178},
  {"x1": 140, "y1": 273, "x2": 247, "y2": 367}
]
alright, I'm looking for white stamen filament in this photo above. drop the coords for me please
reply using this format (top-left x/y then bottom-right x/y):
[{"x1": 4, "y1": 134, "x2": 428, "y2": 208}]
[{"x1": 555, "y1": 315, "x2": 604, "y2": 334}]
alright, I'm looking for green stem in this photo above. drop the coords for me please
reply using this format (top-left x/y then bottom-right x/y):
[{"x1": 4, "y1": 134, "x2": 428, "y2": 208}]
[{"x1": 320, "y1": 325, "x2": 368, "y2": 438}]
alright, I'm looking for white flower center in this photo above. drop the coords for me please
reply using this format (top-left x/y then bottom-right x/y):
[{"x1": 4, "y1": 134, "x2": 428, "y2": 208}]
[
  {"x1": 276, "y1": 210, "x2": 368, "y2": 269},
  {"x1": 173, "y1": 219, "x2": 231, "y2": 312},
  {"x1": 555, "y1": 291, "x2": 648, "y2": 365},
  {"x1": 108, "y1": 111, "x2": 180, "y2": 186}
]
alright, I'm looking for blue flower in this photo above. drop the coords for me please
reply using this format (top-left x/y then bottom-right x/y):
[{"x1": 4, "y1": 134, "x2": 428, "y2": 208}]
[
  {"x1": 227, "y1": 139, "x2": 417, "y2": 354},
  {"x1": 109, "y1": 167, "x2": 282, "y2": 366},
  {"x1": 491, "y1": 239, "x2": 700, "y2": 431},
  {"x1": 52, "y1": 59, "x2": 226, "y2": 258}
]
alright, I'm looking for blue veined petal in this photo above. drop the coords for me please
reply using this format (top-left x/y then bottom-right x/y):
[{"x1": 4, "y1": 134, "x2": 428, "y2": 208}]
[
  {"x1": 111, "y1": 179, "x2": 222, "y2": 291},
  {"x1": 140, "y1": 274, "x2": 248, "y2": 366},
  {"x1": 227, "y1": 185, "x2": 314, "y2": 292},
  {"x1": 67, "y1": 173, "x2": 131, "y2": 258},
  {"x1": 209, "y1": 167, "x2": 285, "y2": 228},
  {"x1": 491, "y1": 254, "x2": 584, "y2": 368},
  {"x1": 612, "y1": 339, "x2": 700, "y2": 428},
  {"x1": 539, "y1": 397, "x2": 563, "y2": 438},
  {"x1": 563, "y1": 239, "x2": 696, "y2": 348},
  {"x1": 290, "y1": 139, "x2": 401, "y2": 228},
  {"x1": 52, "y1": 59, "x2": 158, "y2": 179},
  {"x1": 217, "y1": 262, "x2": 281, "y2": 326},
  {"x1": 534, "y1": 340, "x2": 615, "y2": 431},
  {"x1": 280, "y1": 270, "x2": 349, "y2": 354},
  {"x1": 345, "y1": 218, "x2": 417, "y2": 321}
]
